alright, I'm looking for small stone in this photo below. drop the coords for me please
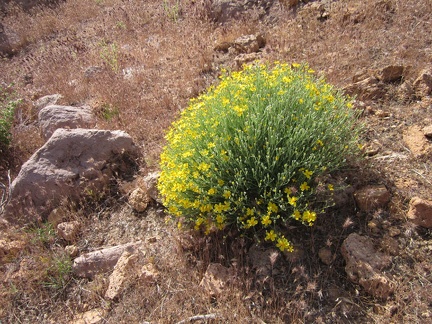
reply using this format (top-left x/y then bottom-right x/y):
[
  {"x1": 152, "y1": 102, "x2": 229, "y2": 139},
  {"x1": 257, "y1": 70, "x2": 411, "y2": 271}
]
[
  {"x1": 407, "y1": 197, "x2": 432, "y2": 229},
  {"x1": 200, "y1": 263, "x2": 233, "y2": 296},
  {"x1": 413, "y1": 68, "x2": 432, "y2": 97},
  {"x1": 368, "y1": 220, "x2": 380, "y2": 234},
  {"x1": 57, "y1": 221, "x2": 81, "y2": 242},
  {"x1": 72, "y1": 308, "x2": 107, "y2": 324},
  {"x1": 65, "y1": 245, "x2": 79, "y2": 258},
  {"x1": 143, "y1": 172, "x2": 162, "y2": 203},
  {"x1": 0, "y1": 239, "x2": 26, "y2": 263},
  {"x1": 354, "y1": 185, "x2": 391, "y2": 212},
  {"x1": 423, "y1": 125, "x2": 432, "y2": 138},
  {"x1": 318, "y1": 247, "x2": 334, "y2": 265},
  {"x1": 33, "y1": 94, "x2": 62, "y2": 111},
  {"x1": 375, "y1": 109, "x2": 390, "y2": 118},
  {"x1": 388, "y1": 226, "x2": 401, "y2": 237},
  {"x1": 139, "y1": 263, "x2": 160, "y2": 284},
  {"x1": 128, "y1": 187, "x2": 150, "y2": 212},
  {"x1": 403, "y1": 125, "x2": 430, "y2": 157}
]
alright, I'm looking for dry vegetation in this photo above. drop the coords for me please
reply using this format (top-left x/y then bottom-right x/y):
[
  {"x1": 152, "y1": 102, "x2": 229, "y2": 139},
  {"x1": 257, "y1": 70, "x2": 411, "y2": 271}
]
[{"x1": 0, "y1": 0, "x2": 431, "y2": 323}]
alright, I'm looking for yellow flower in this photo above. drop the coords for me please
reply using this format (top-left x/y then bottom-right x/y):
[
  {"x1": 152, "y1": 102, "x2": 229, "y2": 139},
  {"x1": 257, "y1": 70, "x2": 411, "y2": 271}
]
[
  {"x1": 284, "y1": 187, "x2": 292, "y2": 195},
  {"x1": 293, "y1": 209, "x2": 301, "y2": 220},
  {"x1": 265, "y1": 230, "x2": 277, "y2": 242},
  {"x1": 276, "y1": 236, "x2": 293, "y2": 252},
  {"x1": 303, "y1": 169, "x2": 313, "y2": 179},
  {"x1": 218, "y1": 179, "x2": 225, "y2": 186},
  {"x1": 223, "y1": 190, "x2": 231, "y2": 199},
  {"x1": 300, "y1": 182, "x2": 310, "y2": 191},
  {"x1": 328, "y1": 184, "x2": 334, "y2": 191},
  {"x1": 261, "y1": 214, "x2": 272, "y2": 227},
  {"x1": 216, "y1": 214, "x2": 225, "y2": 224},
  {"x1": 246, "y1": 207, "x2": 254, "y2": 216},
  {"x1": 246, "y1": 217, "x2": 258, "y2": 228},
  {"x1": 208, "y1": 188, "x2": 216, "y2": 195},
  {"x1": 302, "y1": 210, "x2": 317, "y2": 224},
  {"x1": 288, "y1": 196, "x2": 298, "y2": 207},
  {"x1": 267, "y1": 202, "x2": 278, "y2": 213}
]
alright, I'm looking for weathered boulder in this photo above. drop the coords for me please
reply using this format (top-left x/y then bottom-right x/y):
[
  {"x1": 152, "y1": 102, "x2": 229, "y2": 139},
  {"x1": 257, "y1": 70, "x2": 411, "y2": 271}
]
[
  {"x1": 341, "y1": 233, "x2": 394, "y2": 299},
  {"x1": 3, "y1": 128, "x2": 139, "y2": 225},
  {"x1": 232, "y1": 34, "x2": 265, "y2": 54},
  {"x1": 344, "y1": 76, "x2": 385, "y2": 101},
  {"x1": 407, "y1": 197, "x2": 432, "y2": 229},
  {"x1": 72, "y1": 241, "x2": 142, "y2": 278},
  {"x1": 38, "y1": 105, "x2": 96, "y2": 140},
  {"x1": 354, "y1": 184, "x2": 391, "y2": 212}
]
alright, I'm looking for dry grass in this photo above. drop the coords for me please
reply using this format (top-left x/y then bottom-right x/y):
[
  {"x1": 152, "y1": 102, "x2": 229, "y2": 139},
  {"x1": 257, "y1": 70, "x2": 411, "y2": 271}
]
[{"x1": 1, "y1": 0, "x2": 432, "y2": 323}]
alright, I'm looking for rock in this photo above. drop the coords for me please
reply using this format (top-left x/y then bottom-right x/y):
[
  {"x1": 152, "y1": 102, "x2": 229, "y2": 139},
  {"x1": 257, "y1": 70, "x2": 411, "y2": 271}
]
[
  {"x1": 33, "y1": 94, "x2": 62, "y2": 111},
  {"x1": 210, "y1": 0, "x2": 275, "y2": 23},
  {"x1": 0, "y1": 239, "x2": 26, "y2": 263},
  {"x1": 341, "y1": 233, "x2": 394, "y2": 299},
  {"x1": 248, "y1": 244, "x2": 280, "y2": 277},
  {"x1": 200, "y1": 263, "x2": 233, "y2": 296},
  {"x1": 235, "y1": 52, "x2": 262, "y2": 68},
  {"x1": 38, "y1": 105, "x2": 96, "y2": 140},
  {"x1": 128, "y1": 187, "x2": 150, "y2": 212},
  {"x1": 403, "y1": 125, "x2": 430, "y2": 157},
  {"x1": 57, "y1": 221, "x2": 80, "y2": 242},
  {"x1": 105, "y1": 250, "x2": 140, "y2": 300},
  {"x1": 139, "y1": 263, "x2": 160, "y2": 284},
  {"x1": 423, "y1": 125, "x2": 432, "y2": 138},
  {"x1": 72, "y1": 308, "x2": 108, "y2": 324},
  {"x1": 407, "y1": 197, "x2": 432, "y2": 229},
  {"x1": 3, "y1": 128, "x2": 138, "y2": 225},
  {"x1": 232, "y1": 34, "x2": 265, "y2": 54},
  {"x1": 354, "y1": 185, "x2": 391, "y2": 212},
  {"x1": 377, "y1": 65, "x2": 404, "y2": 83},
  {"x1": 413, "y1": 68, "x2": 432, "y2": 97},
  {"x1": 318, "y1": 247, "x2": 334, "y2": 265},
  {"x1": 144, "y1": 172, "x2": 161, "y2": 203},
  {"x1": 344, "y1": 76, "x2": 385, "y2": 101},
  {"x1": 65, "y1": 245, "x2": 79, "y2": 257},
  {"x1": 72, "y1": 241, "x2": 142, "y2": 278}
]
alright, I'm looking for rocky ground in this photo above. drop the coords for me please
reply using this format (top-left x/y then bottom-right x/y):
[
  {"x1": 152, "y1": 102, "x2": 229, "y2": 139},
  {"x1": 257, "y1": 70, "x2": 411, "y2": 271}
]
[{"x1": 0, "y1": 0, "x2": 431, "y2": 323}]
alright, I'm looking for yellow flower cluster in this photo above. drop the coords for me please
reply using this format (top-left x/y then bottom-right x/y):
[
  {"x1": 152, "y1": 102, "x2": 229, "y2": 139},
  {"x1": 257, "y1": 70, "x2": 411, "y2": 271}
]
[{"x1": 158, "y1": 61, "x2": 360, "y2": 252}]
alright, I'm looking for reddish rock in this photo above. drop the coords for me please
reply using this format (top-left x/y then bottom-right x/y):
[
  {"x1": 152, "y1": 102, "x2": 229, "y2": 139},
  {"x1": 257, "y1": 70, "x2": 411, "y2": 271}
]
[
  {"x1": 200, "y1": 263, "x2": 233, "y2": 296},
  {"x1": 377, "y1": 65, "x2": 404, "y2": 83},
  {"x1": 407, "y1": 197, "x2": 432, "y2": 229},
  {"x1": 354, "y1": 185, "x2": 391, "y2": 212},
  {"x1": 57, "y1": 221, "x2": 80, "y2": 242},
  {"x1": 413, "y1": 68, "x2": 432, "y2": 97},
  {"x1": 403, "y1": 125, "x2": 430, "y2": 157},
  {"x1": 341, "y1": 233, "x2": 394, "y2": 299}
]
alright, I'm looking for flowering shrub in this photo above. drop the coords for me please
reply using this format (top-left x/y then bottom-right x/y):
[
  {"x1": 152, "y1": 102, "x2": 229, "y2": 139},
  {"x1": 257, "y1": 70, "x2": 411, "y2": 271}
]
[{"x1": 158, "y1": 62, "x2": 361, "y2": 252}]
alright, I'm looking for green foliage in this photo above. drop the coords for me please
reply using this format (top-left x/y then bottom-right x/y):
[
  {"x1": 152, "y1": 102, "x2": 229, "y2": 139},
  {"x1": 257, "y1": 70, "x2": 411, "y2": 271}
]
[
  {"x1": 0, "y1": 84, "x2": 20, "y2": 150},
  {"x1": 163, "y1": 0, "x2": 181, "y2": 22},
  {"x1": 29, "y1": 222, "x2": 56, "y2": 246},
  {"x1": 99, "y1": 41, "x2": 119, "y2": 72},
  {"x1": 99, "y1": 103, "x2": 120, "y2": 121},
  {"x1": 42, "y1": 253, "x2": 72, "y2": 291},
  {"x1": 158, "y1": 62, "x2": 361, "y2": 251}
]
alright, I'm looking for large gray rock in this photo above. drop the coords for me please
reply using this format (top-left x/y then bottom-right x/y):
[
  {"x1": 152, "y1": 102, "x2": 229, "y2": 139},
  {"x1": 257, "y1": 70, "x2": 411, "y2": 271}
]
[
  {"x1": 38, "y1": 105, "x2": 96, "y2": 140},
  {"x1": 210, "y1": 0, "x2": 276, "y2": 23},
  {"x1": 3, "y1": 128, "x2": 139, "y2": 224}
]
